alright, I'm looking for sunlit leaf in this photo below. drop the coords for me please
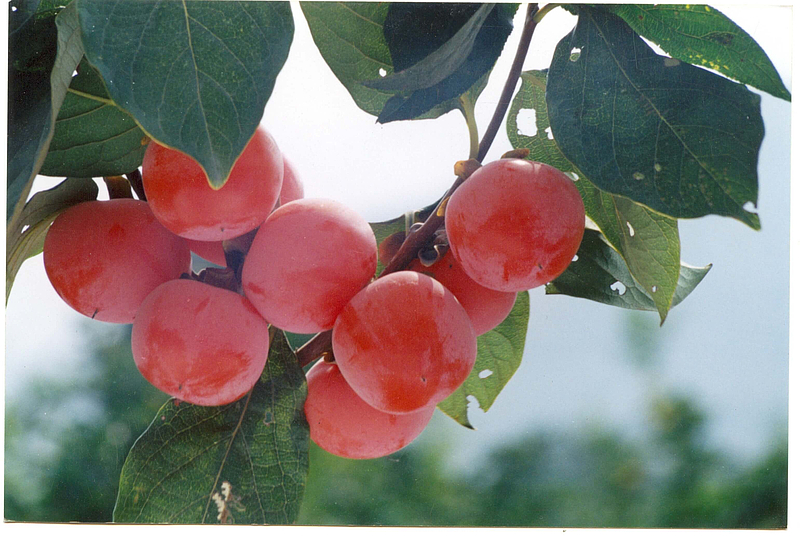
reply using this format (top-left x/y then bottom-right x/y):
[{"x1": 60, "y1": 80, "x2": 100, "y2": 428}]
[
  {"x1": 547, "y1": 230, "x2": 711, "y2": 313},
  {"x1": 601, "y1": 4, "x2": 790, "y2": 101},
  {"x1": 438, "y1": 292, "x2": 529, "y2": 429}
]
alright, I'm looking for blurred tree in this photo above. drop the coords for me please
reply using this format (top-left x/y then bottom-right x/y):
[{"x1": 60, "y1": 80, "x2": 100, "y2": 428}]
[
  {"x1": 4, "y1": 323, "x2": 167, "y2": 522},
  {"x1": 4, "y1": 321, "x2": 787, "y2": 528}
]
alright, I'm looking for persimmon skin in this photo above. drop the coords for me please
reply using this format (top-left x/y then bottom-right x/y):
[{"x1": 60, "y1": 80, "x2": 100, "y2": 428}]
[
  {"x1": 131, "y1": 279, "x2": 270, "y2": 406},
  {"x1": 43, "y1": 199, "x2": 191, "y2": 324},
  {"x1": 279, "y1": 157, "x2": 304, "y2": 205},
  {"x1": 409, "y1": 251, "x2": 516, "y2": 335},
  {"x1": 305, "y1": 360, "x2": 435, "y2": 459},
  {"x1": 332, "y1": 271, "x2": 477, "y2": 414},
  {"x1": 242, "y1": 199, "x2": 377, "y2": 334},
  {"x1": 142, "y1": 125, "x2": 283, "y2": 241},
  {"x1": 445, "y1": 159, "x2": 585, "y2": 292}
]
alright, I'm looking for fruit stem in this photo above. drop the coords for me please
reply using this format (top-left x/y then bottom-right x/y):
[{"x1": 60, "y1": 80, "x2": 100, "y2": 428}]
[
  {"x1": 104, "y1": 176, "x2": 133, "y2": 199},
  {"x1": 126, "y1": 169, "x2": 147, "y2": 201},
  {"x1": 459, "y1": 94, "x2": 480, "y2": 160},
  {"x1": 296, "y1": 329, "x2": 333, "y2": 369},
  {"x1": 476, "y1": 3, "x2": 540, "y2": 163}
]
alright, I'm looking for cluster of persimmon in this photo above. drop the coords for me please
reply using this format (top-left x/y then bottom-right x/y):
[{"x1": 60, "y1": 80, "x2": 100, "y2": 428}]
[{"x1": 42, "y1": 125, "x2": 585, "y2": 460}]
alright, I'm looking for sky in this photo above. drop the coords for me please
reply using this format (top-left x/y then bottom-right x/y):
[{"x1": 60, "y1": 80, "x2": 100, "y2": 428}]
[{"x1": 4, "y1": 3, "x2": 795, "y2": 476}]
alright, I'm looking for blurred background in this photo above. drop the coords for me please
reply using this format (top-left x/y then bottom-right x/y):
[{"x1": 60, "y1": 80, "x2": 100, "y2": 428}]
[{"x1": 4, "y1": 3, "x2": 792, "y2": 527}]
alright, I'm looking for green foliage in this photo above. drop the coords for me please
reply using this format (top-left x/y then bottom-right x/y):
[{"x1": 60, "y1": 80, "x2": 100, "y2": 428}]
[
  {"x1": 301, "y1": 2, "x2": 514, "y2": 122},
  {"x1": 113, "y1": 332, "x2": 308, "y2": 524},
  {"x1": 77, "y1": 0, "x2": 294, "y2": 188},
  {"x1": 301, "y1": 2, "x2": 393, "y2": 117},
  {"x1": 368, "y1": 3, "x2": 515, "y2": 122},
  {"x1": 547, "y1": 6, "x2": 763, "y2": 229},
  {"x1": 7, "y1": 0, "x2": 83, "y2": 224},
  {"x1": 39, "y1": 58, "x2": 147, "y2": 178},
  {"x1": 546, "y1": 230, "x2": 711, "y2": 313},
  {"x1": 600, "y1": 4, "x2": 791, "y2": 102},
  {"x1": 438, "y1": 292, "x2": 530, "y2": 428}
]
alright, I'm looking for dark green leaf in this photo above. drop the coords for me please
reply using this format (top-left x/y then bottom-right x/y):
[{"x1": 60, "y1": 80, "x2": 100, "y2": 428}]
[
  {"x1": 365, "y1": 3, "x2": 494, "y2": 92},
  {"x1": 6, "y1": 177, "x2": 99, "y2": 303},
  {"x1": 438, "y1": 292, "x2": 529, "y2": 428},
  {"x1": 546, "y1": 7, "x2": 763, "y2": 229},
  {"x1": 113, "y1": 332, "x2": 309, "y2": 524},
  {"x1": 8, "y1": 0, "x2": 83, "y2": 224},
  {"x1": 301, "y1": 2, "x2": 514, "y2": 123},
  {"x1": 375, "y1": 3, "x2": 516, "y2": 123},
  {"x1": 40, "y1": 58, "x2": 148, "y2": 178},
  {"x1": 301, "y1": 2, "x2": 393, "y2": 117},
  {"x1": 508, "y1": 69, "x2": 682, "y2": 323},
  {"x1": 77, "y1": 0, "x2": 294, "y2": 188},
  {"x1": 546, "y1": 230, "x2": 710, "y2": 313},
  {"x1": 601, "y1": 4, "x2": 790, "y2": 102}
]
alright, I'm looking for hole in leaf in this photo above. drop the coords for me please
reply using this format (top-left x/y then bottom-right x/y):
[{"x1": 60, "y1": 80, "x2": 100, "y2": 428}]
[
  {"x1": 478, "y1": 369, "x2": 493, "y2": 379},
  {"x1": 466, "y1": 394, "x2": 481, "y2": 410},
  {"x1": 569, "y1": 47, "x2": 582, "y2": 62},
  {"x1": 516, "y1": 109, "x2": 538, "y2": 137},
  {"x1": 378, "y1": 68, "x2": 387, "y2": 77},
  {"x1": 627, "y1": 222, "x2": 635, "y2": 237},
  {"x1": 545, "y1": 126, "x2": 554, "y2": 140},
  {"x1": 21, "y1": 224, "x2": 30, "y2": 234},
  {"x1": 743, "y1": 201, "x2": 757, "y2": 213},
  {"x1": 572, "y1": 254, "x2": 579, "y2": 262},
  {"x1": 654, "y1": 163, "x2": 662, "y2": 172},
  {"x1": 72, "y1": 69, "x2": 78, "y2": 78},
  {"x1": 610, "y1": 281, "x2": 627, "y2": 295},
  {"x1": 569, "y1": 172, "x2": 579, "y2": 181},
  {"x1": 633, "y1": 172, "x2": 645, "y2": 181},
  {"x1": 651, "y1": 285, "x2": 658, "y2": 293}
]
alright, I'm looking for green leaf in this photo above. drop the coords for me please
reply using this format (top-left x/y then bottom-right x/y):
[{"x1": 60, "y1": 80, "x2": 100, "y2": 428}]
[
  {"x1": 301, "y1": 2, "x2": 514, "y2": 123},
  {"x1": 113, "y1": 332, "x2": 309, "y2": 524},
  {"x1": 364, "y1": 3, "x2": 494, "y2": 93},
  {"x1": 600, "y1": 4, "x2": 791, "y2": 102},
  {"x1": 301, "y1": 2, "x2": 393, "y2": 117},
  {"x1": 508, "y1": 69, "x2": 681, "y2": 323},
  {"x1": 77, "y1": 0, "x2": 294, "y2": 188},
  {"x1": 5, "y1": 177, "x2": 99, "y2": 303},
  {"x1": 438, "y1": 292, "x2": 529, "y2": 429},
  {"x1": 8, "y1": 0, "x2": 84, "y2": 224},
  {"x1": 546, "y1": 7, "x2": 764, "y2": 229},
  {"x1": 546, "y1": 230, "x2": 711, "y2": 313},
  {"x1": 374, "y1": 3, "x2": 516, "y2": 123},
  {"x1": 39, "y1": 58, "x2": 148, "y2": 178}
]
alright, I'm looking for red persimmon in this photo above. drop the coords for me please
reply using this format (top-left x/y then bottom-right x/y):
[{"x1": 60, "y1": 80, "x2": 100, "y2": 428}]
[{"x1": 43, "y1": 199, "x2": 191, "y2": 323}]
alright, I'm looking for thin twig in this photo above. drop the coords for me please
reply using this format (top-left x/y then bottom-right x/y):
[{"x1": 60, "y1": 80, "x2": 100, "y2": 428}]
[{"x1": 477, "y1": 3, "x2": 540, "y2": 162}]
